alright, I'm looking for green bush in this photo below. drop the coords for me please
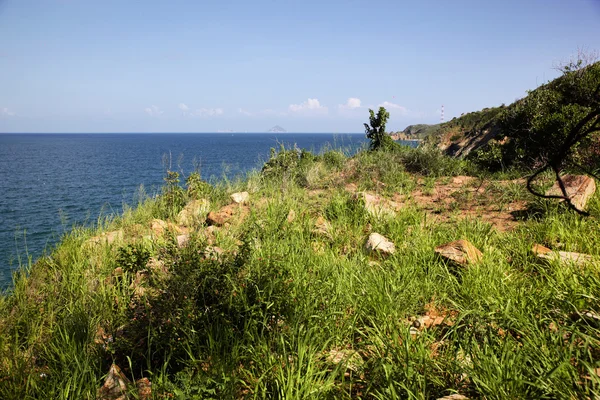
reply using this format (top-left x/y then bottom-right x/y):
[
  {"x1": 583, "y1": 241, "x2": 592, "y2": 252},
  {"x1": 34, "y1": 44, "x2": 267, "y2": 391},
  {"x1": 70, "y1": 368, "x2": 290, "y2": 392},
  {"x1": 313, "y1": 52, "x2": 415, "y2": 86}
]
[{"x1": 116, "y1": 243, "x2": 150, "y2": 273}]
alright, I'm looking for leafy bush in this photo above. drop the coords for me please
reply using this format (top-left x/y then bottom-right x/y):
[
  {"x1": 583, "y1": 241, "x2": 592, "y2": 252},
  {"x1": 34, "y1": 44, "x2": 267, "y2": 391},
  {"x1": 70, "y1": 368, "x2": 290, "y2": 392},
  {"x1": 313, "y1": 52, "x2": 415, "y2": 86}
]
[
  {"x1": 185, "y1": 171, "x2": 212, "y2": 199},
  {"x1": 116, "y1": 243, "x2": 150, "y2": 273}
]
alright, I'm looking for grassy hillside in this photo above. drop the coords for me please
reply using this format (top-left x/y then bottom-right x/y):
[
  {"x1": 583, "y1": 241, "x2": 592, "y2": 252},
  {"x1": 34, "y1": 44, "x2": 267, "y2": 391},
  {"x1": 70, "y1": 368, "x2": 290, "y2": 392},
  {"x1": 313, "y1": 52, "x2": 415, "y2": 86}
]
[{"x1": 1, "y1": 144, "x2": 599, "y2": 399}]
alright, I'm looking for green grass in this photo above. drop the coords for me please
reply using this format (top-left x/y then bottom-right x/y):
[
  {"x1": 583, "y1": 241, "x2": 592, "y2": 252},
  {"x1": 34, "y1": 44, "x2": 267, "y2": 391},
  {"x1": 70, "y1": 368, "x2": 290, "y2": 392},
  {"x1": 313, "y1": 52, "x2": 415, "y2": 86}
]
[{"x1": 1, "y1": 146, "x2": 599, "y2": 399}]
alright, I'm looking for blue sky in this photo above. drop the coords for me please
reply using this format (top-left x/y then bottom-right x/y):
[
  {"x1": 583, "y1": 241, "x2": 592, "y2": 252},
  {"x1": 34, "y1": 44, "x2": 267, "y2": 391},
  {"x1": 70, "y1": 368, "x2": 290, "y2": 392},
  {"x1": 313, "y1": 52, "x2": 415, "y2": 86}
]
[{"x1": 0, "y1": 0, "x2": 599, "y2": 133}]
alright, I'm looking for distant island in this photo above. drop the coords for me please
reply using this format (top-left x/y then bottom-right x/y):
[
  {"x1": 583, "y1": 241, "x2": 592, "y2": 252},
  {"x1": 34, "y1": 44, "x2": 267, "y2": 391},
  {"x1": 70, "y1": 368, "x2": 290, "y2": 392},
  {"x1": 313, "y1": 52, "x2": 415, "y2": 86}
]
[{"x1": 267, "y1": 125, "x2": 287, "y2": 133}]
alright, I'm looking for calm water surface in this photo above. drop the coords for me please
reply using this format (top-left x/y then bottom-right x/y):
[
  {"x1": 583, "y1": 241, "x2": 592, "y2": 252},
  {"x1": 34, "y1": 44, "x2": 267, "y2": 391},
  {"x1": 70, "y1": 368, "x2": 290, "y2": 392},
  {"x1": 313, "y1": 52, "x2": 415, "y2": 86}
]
[{"x1": 0, "y1": 133, "x2": 374, "y2": 288}]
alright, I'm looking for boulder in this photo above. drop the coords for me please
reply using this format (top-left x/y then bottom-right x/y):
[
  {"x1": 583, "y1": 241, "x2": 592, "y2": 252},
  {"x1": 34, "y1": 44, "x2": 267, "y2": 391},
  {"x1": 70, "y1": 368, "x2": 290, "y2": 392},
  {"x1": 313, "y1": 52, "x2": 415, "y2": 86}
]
[
  {"x1": 546, "y1": 174, "x2": 596, "y2": 211},
  {"x1": 365, "y1": 232, "x2": 396, "y2": 256},
  {"x1": 206, "y1": 204, "x2": 249, "y2": 227},
  {"x1": 177, "y1": 199, "x2": 210, "y2": 226},
  {"x1": 230, "y1": 191, "x2": 250, "y2": 204},
  {"x1": 435, "y1": 239, "x2": 482, "y2": 266},
  {"x1": 353, "y1": 192, "x2": 399, "y2": 218},
  {"x1": 532, "y1": 244, "x2": 593, "y2": 266},
  {"x1": 98, "y1": 364, "x2": 129, "y2": 400}
]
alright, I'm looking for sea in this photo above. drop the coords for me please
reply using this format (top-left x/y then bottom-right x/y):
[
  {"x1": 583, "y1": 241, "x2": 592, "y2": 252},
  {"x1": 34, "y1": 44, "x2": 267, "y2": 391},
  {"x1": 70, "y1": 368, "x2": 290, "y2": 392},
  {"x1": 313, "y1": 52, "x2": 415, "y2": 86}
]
[{"x1": 0, "y1": 133, "x2": 417, "y2": 289}]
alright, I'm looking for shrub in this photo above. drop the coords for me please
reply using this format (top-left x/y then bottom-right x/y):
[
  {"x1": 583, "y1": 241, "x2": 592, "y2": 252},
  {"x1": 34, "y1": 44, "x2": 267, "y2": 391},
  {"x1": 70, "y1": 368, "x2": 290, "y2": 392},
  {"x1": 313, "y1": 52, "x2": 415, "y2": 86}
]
[{"x1": 116, "y1": 243, "x2": 150, "y2": 274}]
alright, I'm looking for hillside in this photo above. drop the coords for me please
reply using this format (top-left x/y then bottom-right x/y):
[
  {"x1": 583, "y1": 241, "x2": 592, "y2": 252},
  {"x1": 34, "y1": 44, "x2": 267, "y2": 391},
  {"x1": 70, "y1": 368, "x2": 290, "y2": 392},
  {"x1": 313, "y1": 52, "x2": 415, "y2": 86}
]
[
  {"x1": 1, "y1": 143, "x2": 599, "y2": 399},
  {"x1": 403, "y1": 60, "x2": 600, "y2": 172}
]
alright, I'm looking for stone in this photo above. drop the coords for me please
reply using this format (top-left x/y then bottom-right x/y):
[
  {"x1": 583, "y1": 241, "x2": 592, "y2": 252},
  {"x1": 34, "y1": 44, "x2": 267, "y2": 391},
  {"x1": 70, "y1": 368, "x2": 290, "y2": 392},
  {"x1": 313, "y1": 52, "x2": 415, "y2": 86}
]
[
  {"x1": 326, "y1": 349, "x2": 364, "y2": 372},
  {"x1": 136, "y1": 378, "x2": 152, "y2": 400},
  {"x1": 286, "y1": 209, "x2": 297, "y2": 223},
  {"x1": 365, "y1": 232, "x2": 396, "y2": 256},
  {"x1": 437, "y1": 395, "x2": 469, "y2": 400},
  {"x1": 177, "y1": 199, "x2": 210, "y2": 226},
  {"x1": 532, "y1": 244, "x2": 593, "y2": 266},
  {"x1": 435, "y1": 240, "x2": 482, "y2": 266},
  {"x1": 146, "y1": 257, "x2": 168, "y2": 277},
  {"x1": 206, "y1": 204, "x2": 249, "y2": 227},
  {"x1": 546, "y1": 174, "x2": 596, "y2": 211},
  {"x1": 230, "y1": 191, "x2": 249, "y2": 204},
  {"x1": 203, "y1": 246, "x2": 225, "y2": 261},
  {"x1": 353, "y1": 192, "x2": 399, "y2": 219},
  {"x1": 150, "y1": 219, "x2": 168, "y2": 236},
  {"x1": 98, "y1": 364, "x2": 129, "y2": 400},
  {"x1": 313, "y1": 216, "x2": 333, "y2": 239},
  {"x1": 176, "y1": 234, "x2": 190, "y2": 248},
  {"x1": 86, "y1": 230, "x2": 124, "y2": 247}
]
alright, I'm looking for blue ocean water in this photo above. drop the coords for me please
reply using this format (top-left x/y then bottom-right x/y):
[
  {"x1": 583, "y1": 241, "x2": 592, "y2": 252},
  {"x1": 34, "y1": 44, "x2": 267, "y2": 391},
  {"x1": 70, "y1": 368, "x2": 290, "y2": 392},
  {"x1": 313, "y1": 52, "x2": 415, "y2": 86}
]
[{"x1": 0, "y1": 133, "x2": 376, "y2": 288}]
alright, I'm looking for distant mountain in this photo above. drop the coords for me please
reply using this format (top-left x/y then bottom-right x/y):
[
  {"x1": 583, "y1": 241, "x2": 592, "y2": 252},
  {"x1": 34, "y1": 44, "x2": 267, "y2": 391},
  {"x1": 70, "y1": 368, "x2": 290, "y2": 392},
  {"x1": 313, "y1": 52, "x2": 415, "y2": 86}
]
[{"x1": 267, "y1": 125, "x2": 287, "y2": 133}]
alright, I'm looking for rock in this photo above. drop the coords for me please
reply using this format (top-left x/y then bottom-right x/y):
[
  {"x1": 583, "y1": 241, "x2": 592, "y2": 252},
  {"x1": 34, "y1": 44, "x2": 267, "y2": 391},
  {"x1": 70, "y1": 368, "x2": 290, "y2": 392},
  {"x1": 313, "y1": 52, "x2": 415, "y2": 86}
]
[
  {"x1": 203, "y1": 246, "x2": 225, "y2": 261},
  {"x1": 532, "y1": 244, "x2": 593, "y2": 266},
  {"x1": 206, "y1": 204, "x2": 249, "y2": 227},
  {"x1": 86, "y1": 230, "x2": 124, "y2": 247},
  {"x1": 353, "y1": 192, "x2": 399, "y2": 218},
  {"x1": 177, "y1": 199, "x2": 210, "y2": 226},
  {"x1": 326, "y1": 349, "x2": 364, "y2": 372},
  {"x1": 313, "y1": 216, "x2": 333, "y2": 239},
  {"x1": 150, "y1": 219, "x2": 168, "y2": 236},
  {"x1": 136, "y1": 378, "x2": 152, "y2": 400},
  {"x1": 435, "y1": 239, "x2": 482, "y2": 266},
  {"x1": 176, "y1": 234, "x2": 190, "y2": 248},
  {"x1": 286, "y1": 209, "x2": 297, "y2": 223},
  {"x1": 437, "y1": 395, "x2": 469, "y2": 400},
  {"x1": 230, "y1": 191, "x2": 249, "y2": 204},
  {"x1": 546, "y1": 174, "x2": 596, "y2": 211},
  {"x1": 365, "y1": 233, "x2": 396, "y2": 256},
  {"x1": 98, "y1": 364, "x2": 129, "y2": 400},
  {"x1": 147, "y1": 257, "x2": 168, "y2": 276}
]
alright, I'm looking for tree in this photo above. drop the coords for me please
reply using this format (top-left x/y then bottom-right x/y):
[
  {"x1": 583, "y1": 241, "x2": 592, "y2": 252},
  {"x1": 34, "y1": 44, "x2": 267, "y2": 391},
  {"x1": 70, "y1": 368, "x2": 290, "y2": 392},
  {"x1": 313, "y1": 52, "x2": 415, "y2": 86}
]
[
  {"x1": 498, "y1": 55, "x2": 600, "y2": 215},
  {"x1": 364, "y1": 107, "x2": 395, "y2": 151}
]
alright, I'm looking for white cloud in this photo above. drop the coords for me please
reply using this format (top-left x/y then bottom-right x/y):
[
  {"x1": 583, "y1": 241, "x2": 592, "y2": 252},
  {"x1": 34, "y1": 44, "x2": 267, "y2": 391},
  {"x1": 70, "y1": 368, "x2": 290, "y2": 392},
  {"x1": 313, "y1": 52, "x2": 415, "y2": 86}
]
[
  {"x1": 1, "y1": 107, "x2": 15, "y2": 117},
  {"x1": 238, "y1": 108, "x2": 253, "y2": 116},
  {"x1": 378, "y1": 101, "x2": 407, "y2": 114},
  {"x1": 191, "y1": 108, "x2": 224, "y2": 117},
  {"x1": 339, "y1": 97, "x2": 362, "y2": 110},
  {"x1": 289, "y1": 98, "x2": 328, "y2": 113},
  {"x1": 178, "y1": 103, "x2": 190, "y2": 112},
  {"x1": 144, "y1": 105, "x2": 163, "y2": 117}
]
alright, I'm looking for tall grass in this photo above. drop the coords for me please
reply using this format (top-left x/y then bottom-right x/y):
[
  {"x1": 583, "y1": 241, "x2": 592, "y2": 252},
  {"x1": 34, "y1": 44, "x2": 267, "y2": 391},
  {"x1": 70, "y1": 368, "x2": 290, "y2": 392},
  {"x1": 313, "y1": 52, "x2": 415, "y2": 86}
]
[{"x1": 0, "y1": 145, "x2": 599, "y2": 398}]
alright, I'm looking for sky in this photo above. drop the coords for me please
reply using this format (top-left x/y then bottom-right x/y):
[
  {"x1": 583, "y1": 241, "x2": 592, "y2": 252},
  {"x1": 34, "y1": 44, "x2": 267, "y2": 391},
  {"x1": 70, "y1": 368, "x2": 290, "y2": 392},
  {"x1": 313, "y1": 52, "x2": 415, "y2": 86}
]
[{"x1": 0, "y1": 0, "x2": 599, "y2": 133}]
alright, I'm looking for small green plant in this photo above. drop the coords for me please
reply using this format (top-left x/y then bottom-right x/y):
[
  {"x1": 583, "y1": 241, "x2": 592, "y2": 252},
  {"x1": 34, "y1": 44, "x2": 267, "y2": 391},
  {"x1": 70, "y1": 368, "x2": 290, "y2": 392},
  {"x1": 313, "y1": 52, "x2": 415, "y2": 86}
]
[
  {"x1": 116, "y1": 243, "x2": 150, "y2": 273},
  {"x1": 162, "y1": 170, "x2": 185, "y2": 215},
  {"x1": 186, "y1": 171, "x2": 212, "y2": 199}
]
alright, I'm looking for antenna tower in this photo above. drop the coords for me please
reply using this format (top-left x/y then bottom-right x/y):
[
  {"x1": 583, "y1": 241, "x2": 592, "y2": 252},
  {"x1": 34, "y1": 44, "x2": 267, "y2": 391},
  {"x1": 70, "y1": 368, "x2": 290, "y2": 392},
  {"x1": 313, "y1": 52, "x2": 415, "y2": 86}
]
[{"x1": 441, "y1": 105, "x2": 445, "y2": 123}]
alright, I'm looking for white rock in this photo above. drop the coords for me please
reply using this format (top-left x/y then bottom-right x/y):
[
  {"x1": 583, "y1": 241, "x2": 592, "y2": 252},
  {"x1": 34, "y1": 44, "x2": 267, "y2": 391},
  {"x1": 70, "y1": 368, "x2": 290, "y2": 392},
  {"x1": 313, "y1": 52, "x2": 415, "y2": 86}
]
[
  {"x1": 230, "y1": 191, "x2": 250, "y2": 204},
  {"x1": 365, "y1": 233, "x2": 396, "y2": 256}
]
